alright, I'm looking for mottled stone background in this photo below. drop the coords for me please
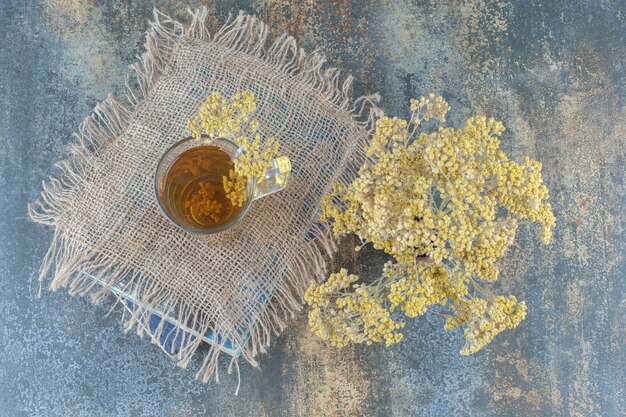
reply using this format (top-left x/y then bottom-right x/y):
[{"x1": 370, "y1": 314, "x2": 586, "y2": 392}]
[{"x1": 0, "y1": 1, "x2": 624, "y2": 416}]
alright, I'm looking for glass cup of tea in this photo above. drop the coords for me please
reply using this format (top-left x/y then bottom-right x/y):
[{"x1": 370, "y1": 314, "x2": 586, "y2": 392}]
[{"x1": 154, "y1": 135, "x2": 291, "y2": 234}]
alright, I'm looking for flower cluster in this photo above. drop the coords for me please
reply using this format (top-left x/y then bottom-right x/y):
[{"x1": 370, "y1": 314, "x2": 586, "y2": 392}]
[
  {"x1": 188, "y1": 91, "x2": 258, "y2": 140},
  {"x1": 446, "y1": 295, "x2": 527, "y2": 355},
  {"x1": 305, "y1": 269, "x2": 404, "y2": 347},
  {"x1": 187, "y1": 92, "x2": 281, "y2": 206},
  {"x1": 224, "y1": 134, "x2": 280, "y2": 207},
  {"x1": 310, "y1": 94, "x2": 555, "y2": 355},
  {"x1": 184, "y1": 181, "x2": 223, "y2": 224}
]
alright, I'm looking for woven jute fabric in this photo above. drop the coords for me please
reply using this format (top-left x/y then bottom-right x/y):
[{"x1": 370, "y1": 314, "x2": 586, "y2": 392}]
[{"x1": 29, "y1": 8, "x2": 381, "y2": 386}]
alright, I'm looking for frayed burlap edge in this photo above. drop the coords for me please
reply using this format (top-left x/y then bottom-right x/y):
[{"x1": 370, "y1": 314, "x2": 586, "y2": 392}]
[{"x1": 28, "y1": 7, "x2": 383, "y2": 393}]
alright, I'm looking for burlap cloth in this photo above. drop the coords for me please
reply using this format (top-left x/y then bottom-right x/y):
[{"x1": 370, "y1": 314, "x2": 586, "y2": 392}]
[{"x1": 29, "y1": 8, "x2": 381, "y2": 385}]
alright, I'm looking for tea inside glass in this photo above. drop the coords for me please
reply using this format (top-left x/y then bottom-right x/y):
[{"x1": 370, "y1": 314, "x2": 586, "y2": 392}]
[
  {"x1": 161, "y1": 146, "x2": 242, "y2": 229},
  {"x1": 155, "y1": 136, "x2": 291, "y2": 234}
]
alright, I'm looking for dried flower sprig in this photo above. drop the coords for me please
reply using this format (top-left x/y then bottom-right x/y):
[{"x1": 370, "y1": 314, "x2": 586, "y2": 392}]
[
  {"x1": 187, "y1": 91, "x2": 281, "y2": 207},
  {"x1": 306, "y1": 94, "x2": 555, "y2": 355},
  {"x1": 188, "y1": 91, "x2": 258, "y2": 140},
  {"x1": 184, "y1": 181, "x2": 223, "y2": 223}
]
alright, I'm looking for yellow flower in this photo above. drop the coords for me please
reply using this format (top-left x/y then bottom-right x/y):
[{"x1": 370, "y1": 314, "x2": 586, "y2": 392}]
[
  {"x1": 184, "y1": 181, "x2": 223, "y2": 223},
  {"x1": 305, "y1": 269, "x2": 404, "y2": 347},
  {"x1": 306, "y1": 94, "x2": 555, "y2": 355},
  {"x1": 187, "y1": 92, "x2": 282, "y2": 207}
]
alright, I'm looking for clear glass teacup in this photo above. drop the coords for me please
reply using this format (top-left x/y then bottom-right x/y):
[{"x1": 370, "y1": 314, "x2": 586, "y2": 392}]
[{"x1": 155, "y1": 135, "x2": 291, "y2": 234}]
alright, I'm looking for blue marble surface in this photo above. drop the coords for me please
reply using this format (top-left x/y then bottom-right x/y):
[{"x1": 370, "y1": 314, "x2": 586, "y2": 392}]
[{"x1": 0, "y1": 1, "x2": 624, "y2": 416}]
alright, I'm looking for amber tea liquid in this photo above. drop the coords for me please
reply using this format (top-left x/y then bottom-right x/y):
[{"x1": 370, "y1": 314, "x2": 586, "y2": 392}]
[{"x1": 161, "y1": 146, "x2": 243, "y2": 229}]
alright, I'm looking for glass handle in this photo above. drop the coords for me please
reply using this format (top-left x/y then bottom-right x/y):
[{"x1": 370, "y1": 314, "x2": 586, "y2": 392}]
[{"x1": 253, "y1": 156, "x2": 292, "y2": 200}]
